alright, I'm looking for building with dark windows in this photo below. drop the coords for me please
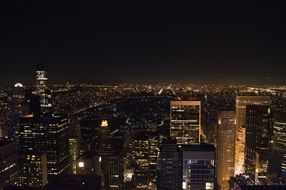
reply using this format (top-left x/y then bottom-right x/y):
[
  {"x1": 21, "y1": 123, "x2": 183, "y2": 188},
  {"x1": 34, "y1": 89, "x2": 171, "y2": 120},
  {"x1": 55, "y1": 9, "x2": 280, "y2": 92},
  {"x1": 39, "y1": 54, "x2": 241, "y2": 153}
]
[
  {"x1": 17, "y1": 153, "x2": 48, "y2": 187},
  {"x1": 69, "y1": 116, "x2": 81, "y2": 174},
  {"x1": 0, "y1": 141, "x2": 18, "y2": 189},
  {"x1": 157, "y1": 139, "x2": 182, "y2": 190},
  {"x1": 273, "y1": 112, "x2": 286, "y2": 177},
  {"x1": 170, "y1": 101, "x2": 201, "y2": 144},
  {"x1": 235, "y1": 96, "x2": 270, "y2": 174},
  {"x1": 76, "y1": 152, "x2": 102, "y2": 176},
  {"x1": 245, "y1": 105, "x2": 272, "y2": 182},
  {"x1": 216, "y1": 111, "x2": 236, "y2": 190},
  {"x1": 181, "y1": 144, "x2": 215, "y2": 190},
  {"x1": 17, "y1": 113, "x2": 70, "y2": 187}
]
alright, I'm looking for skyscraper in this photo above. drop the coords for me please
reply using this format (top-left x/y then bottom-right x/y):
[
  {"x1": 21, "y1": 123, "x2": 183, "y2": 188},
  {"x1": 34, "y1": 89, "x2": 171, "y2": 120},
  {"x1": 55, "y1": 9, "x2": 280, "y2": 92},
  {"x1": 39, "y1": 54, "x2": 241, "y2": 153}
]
[
  {"x1": 18, "y1": 153, "x2": 48, "y2": 187},
  {"x1": 17, "y1": 113, "x2": 70, "y2": 187},
  {"x1": 245, "y1": 105, "x2": 272, "y2": 183},
  {"x1": 170, "y1": 101, "x2": 201, "y2": 144},
  {"x1": 0, "y1": 140, "x2": 18, "y2": 188},
  {"x1": 273, "y1": 112, "x2": 286, "y2": 177},
  {"x1": 157, "y1": 139, "x2": 182, "y2": 190},
  {"x1": 181, "y1": 144, "x2": 215, "y2": 190},
  {"x1": 216, "y1": 111, "x2": 236, "y2": 190},
  {"x1": 35, "y1": 63, "x2": 52, "y2": 111},
  {"x1": 235, "y1": 96, "x2": 270, "y2": 174}
]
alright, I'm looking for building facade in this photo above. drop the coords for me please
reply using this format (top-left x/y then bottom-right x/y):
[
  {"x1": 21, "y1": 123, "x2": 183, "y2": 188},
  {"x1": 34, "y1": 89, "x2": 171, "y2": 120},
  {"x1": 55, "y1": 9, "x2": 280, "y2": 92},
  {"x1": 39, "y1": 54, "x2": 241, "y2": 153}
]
[
  {"x1": 235, "y1": 96, "x2": 270, "y2": 174},
  {"x1": 170, "y1": 101, "x2": 201, "y2": 144},
  {"x1": 216, "y1": 111, "x2": 236, "y2": 190}
]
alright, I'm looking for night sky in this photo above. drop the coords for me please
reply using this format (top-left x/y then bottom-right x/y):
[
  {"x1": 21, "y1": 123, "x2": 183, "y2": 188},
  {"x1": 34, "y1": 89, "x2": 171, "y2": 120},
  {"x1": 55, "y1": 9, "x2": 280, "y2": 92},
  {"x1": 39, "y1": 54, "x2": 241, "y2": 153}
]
[{"x1": 0, "y1": 1, "x2": 285, "y2": 85}]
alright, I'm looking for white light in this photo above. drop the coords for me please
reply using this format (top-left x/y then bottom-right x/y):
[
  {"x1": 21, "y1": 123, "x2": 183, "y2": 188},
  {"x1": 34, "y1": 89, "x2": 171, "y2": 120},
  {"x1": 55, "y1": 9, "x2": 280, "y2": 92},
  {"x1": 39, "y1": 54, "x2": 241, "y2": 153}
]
[
  {"x1": 14, "y1": 83, "x2": 23, "y2": 88},
  {"x1": 182, "y1": 182, "x2": 187, "y2": 189},
  {"x1": 78, "y1": 161, "x2": 84, "y2": 168},
  {"x1": 206, "y1": 182, "x2": 214, "y2": 189}
]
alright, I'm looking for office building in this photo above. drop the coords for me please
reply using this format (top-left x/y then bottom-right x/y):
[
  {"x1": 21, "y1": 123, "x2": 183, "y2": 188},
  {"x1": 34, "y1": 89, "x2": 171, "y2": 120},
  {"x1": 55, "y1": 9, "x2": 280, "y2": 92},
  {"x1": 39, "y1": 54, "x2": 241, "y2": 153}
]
[
  {"x1": 181, "y1": 144, "x2": 215, "y2": 190},
  {"x1": 216, "y1": 111, "x2": 236, "y2": 190},
  {"x1": 170, "y1": 101, "x2": 201, "y2": 144},
  {"x1": 69, "y1": 116, "x2": 81, "y2": 174},
  {"x1": 273, "y1": 112, "x2": 286, "y2": 177},
  {"x1": 157, "y1": 139, "x2": 182, "y2": 190},
  {"x1": 235, "y1": 96, "x2": 270, "y2": 174},
  {"x1": 17, "y1": 113, "x2": 70, "y2": 187},
  {"x1": 17, "y1": 153, "x2": 48, "y2": 187},
  {"x1": 35, "y1": 63, "x2": 52, "y2": 111},
  {"x1": 133, "y1": 132, "x2": 150, "y2": 189},
  {"x1": 245, "y1": 105, "x2": 272, "y2": 182},
  {"x1": 0, "y1": 141, "x2": 18, "y2": 188}
]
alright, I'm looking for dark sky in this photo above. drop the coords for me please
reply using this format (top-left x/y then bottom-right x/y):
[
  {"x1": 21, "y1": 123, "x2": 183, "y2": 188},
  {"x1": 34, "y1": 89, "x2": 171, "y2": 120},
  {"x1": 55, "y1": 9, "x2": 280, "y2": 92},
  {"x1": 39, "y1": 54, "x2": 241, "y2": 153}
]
[{"x1": 0, "y1": 1, "x2": 285, "y2": 85}]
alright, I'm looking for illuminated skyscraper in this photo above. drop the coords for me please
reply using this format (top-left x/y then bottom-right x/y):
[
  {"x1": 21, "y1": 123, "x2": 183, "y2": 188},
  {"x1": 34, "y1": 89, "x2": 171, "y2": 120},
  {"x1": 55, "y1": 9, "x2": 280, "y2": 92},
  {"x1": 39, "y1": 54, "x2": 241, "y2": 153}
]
[
  {"x1": 17, "y1": 113, "x2": 70, "y2": 187},
  {"x1": 170, "y1": 101, "x2": 201, "y2": 144},
  {"x1": 245, "y1": 105, "x2": 272, "y2": 183},
  {"x1": 35, "y1": 63, "x2": 52, "y2": 111},
  {"x1": 273, "y1": 112, "x2": 286, "y2": 177},
  {"x1": 18, "y1": 153, "x2": 48, "y2": 187},
  {"x1": 69, "y1": 116, "x2": 81, "y2": 174},
  {"x1": 216, "y1": 111, "x2": 236, "y2": 190},
  {"x1": 12, "y1": 83, "x2": 25, "y2": 116},
  {"x1": 235, "y1": 96, "x2": 270, "y2": 174}
]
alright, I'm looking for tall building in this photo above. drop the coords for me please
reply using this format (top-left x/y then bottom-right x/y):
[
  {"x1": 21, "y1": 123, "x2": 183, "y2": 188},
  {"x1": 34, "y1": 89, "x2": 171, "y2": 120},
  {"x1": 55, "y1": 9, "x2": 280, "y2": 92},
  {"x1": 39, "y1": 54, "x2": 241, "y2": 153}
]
[
  {"x1": 235, "y1": 96, "x2": 270, "y2": 174},
  {"x1": 0, "y1": 141, "x2": 18, "y2": 188},
  {"x1": 10, "y1": 83, "x2": 26, "y2": 139},
  {"x1": 133, "y1": 132, "x2": 150, "y2": 189},
  {"x1": 35, "y1": 63, "x2": 52, "y2": 111},
  {"x1": 181, "y1": 144, "x2": 215, "y2": 190},
  {"x1": 216, "y1": 111, "x2": 236, "y2": 190},
  {"x1": 245, "y1": 105, "x2": 272, "y2": 182},
  {"x1": 148, "y1": 134, "x2": 160, "y2": 189},
  {"x1": 273, "y1": 112, "x2": 286, "y2": 177},
  {"x1": 170, "y1": 101, "x2": 201, "y2": 144},
  {"x1": 69, "y1": 116, "x2": 81, "y2": 174},
  {"x1": 12, "y1": 83, "x2": 26, "y2": 115},
  {"x1": 17, "y1": 113, "x2": 70, "y2": 187},
  {"x1": 18, "y1": 153, "x2": 48, "y2": 187},
  {"x1": 157, "y1": 139, "x2": 182, "y2": 190}
]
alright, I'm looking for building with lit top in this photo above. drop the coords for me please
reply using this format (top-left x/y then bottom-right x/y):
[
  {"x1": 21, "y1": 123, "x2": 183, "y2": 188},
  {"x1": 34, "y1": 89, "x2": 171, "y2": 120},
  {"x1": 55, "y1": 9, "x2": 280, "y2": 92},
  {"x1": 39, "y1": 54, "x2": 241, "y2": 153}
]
[
  {"x1": 235, "y1": 96, "x2": 270, "y2": 175},
  {"x1": 97, "y1": 120, "x2": 124, "y2": 190},
  {"x1": 170, "y1": 101, "x2": 201, "y2": 144},
  {"x1": 216, "y1": 111, "x2": 236, "y2": 190}
]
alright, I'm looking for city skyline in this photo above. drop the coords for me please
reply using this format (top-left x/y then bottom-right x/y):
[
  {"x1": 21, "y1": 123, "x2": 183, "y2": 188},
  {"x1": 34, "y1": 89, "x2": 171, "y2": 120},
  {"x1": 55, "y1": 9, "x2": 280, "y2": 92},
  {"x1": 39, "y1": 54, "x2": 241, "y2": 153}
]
[{"x1": 0, "y1": 1, "x2": 286, "y2": 85}]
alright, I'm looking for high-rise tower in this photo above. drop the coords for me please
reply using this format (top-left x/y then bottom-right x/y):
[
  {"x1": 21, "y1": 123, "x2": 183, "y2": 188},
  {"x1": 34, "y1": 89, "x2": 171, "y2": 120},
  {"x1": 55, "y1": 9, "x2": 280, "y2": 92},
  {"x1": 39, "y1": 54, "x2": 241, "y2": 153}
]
[
  {"x1": 170, "y1": 101, "x2": 201, "y2": 144},
  {"x1": 235, "y1": 96, "x2": 270, "y2": 174},
  {"x1": 245, "y1": 105, "x2": 272, "y2": 183},
  {"x1": 216, "y1": 111, "x2": 236, "y2": 190},
  {"x1": 35, "y1": 63, "x2": 52, "y2": 111}
]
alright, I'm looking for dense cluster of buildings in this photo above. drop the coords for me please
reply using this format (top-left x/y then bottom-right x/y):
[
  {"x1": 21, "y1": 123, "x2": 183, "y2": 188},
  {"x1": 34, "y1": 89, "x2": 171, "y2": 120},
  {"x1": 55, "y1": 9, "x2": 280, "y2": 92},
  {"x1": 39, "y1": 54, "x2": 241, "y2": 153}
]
[{"x1": 0, "y1": 64, "x2": 286, "y2": 189}]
